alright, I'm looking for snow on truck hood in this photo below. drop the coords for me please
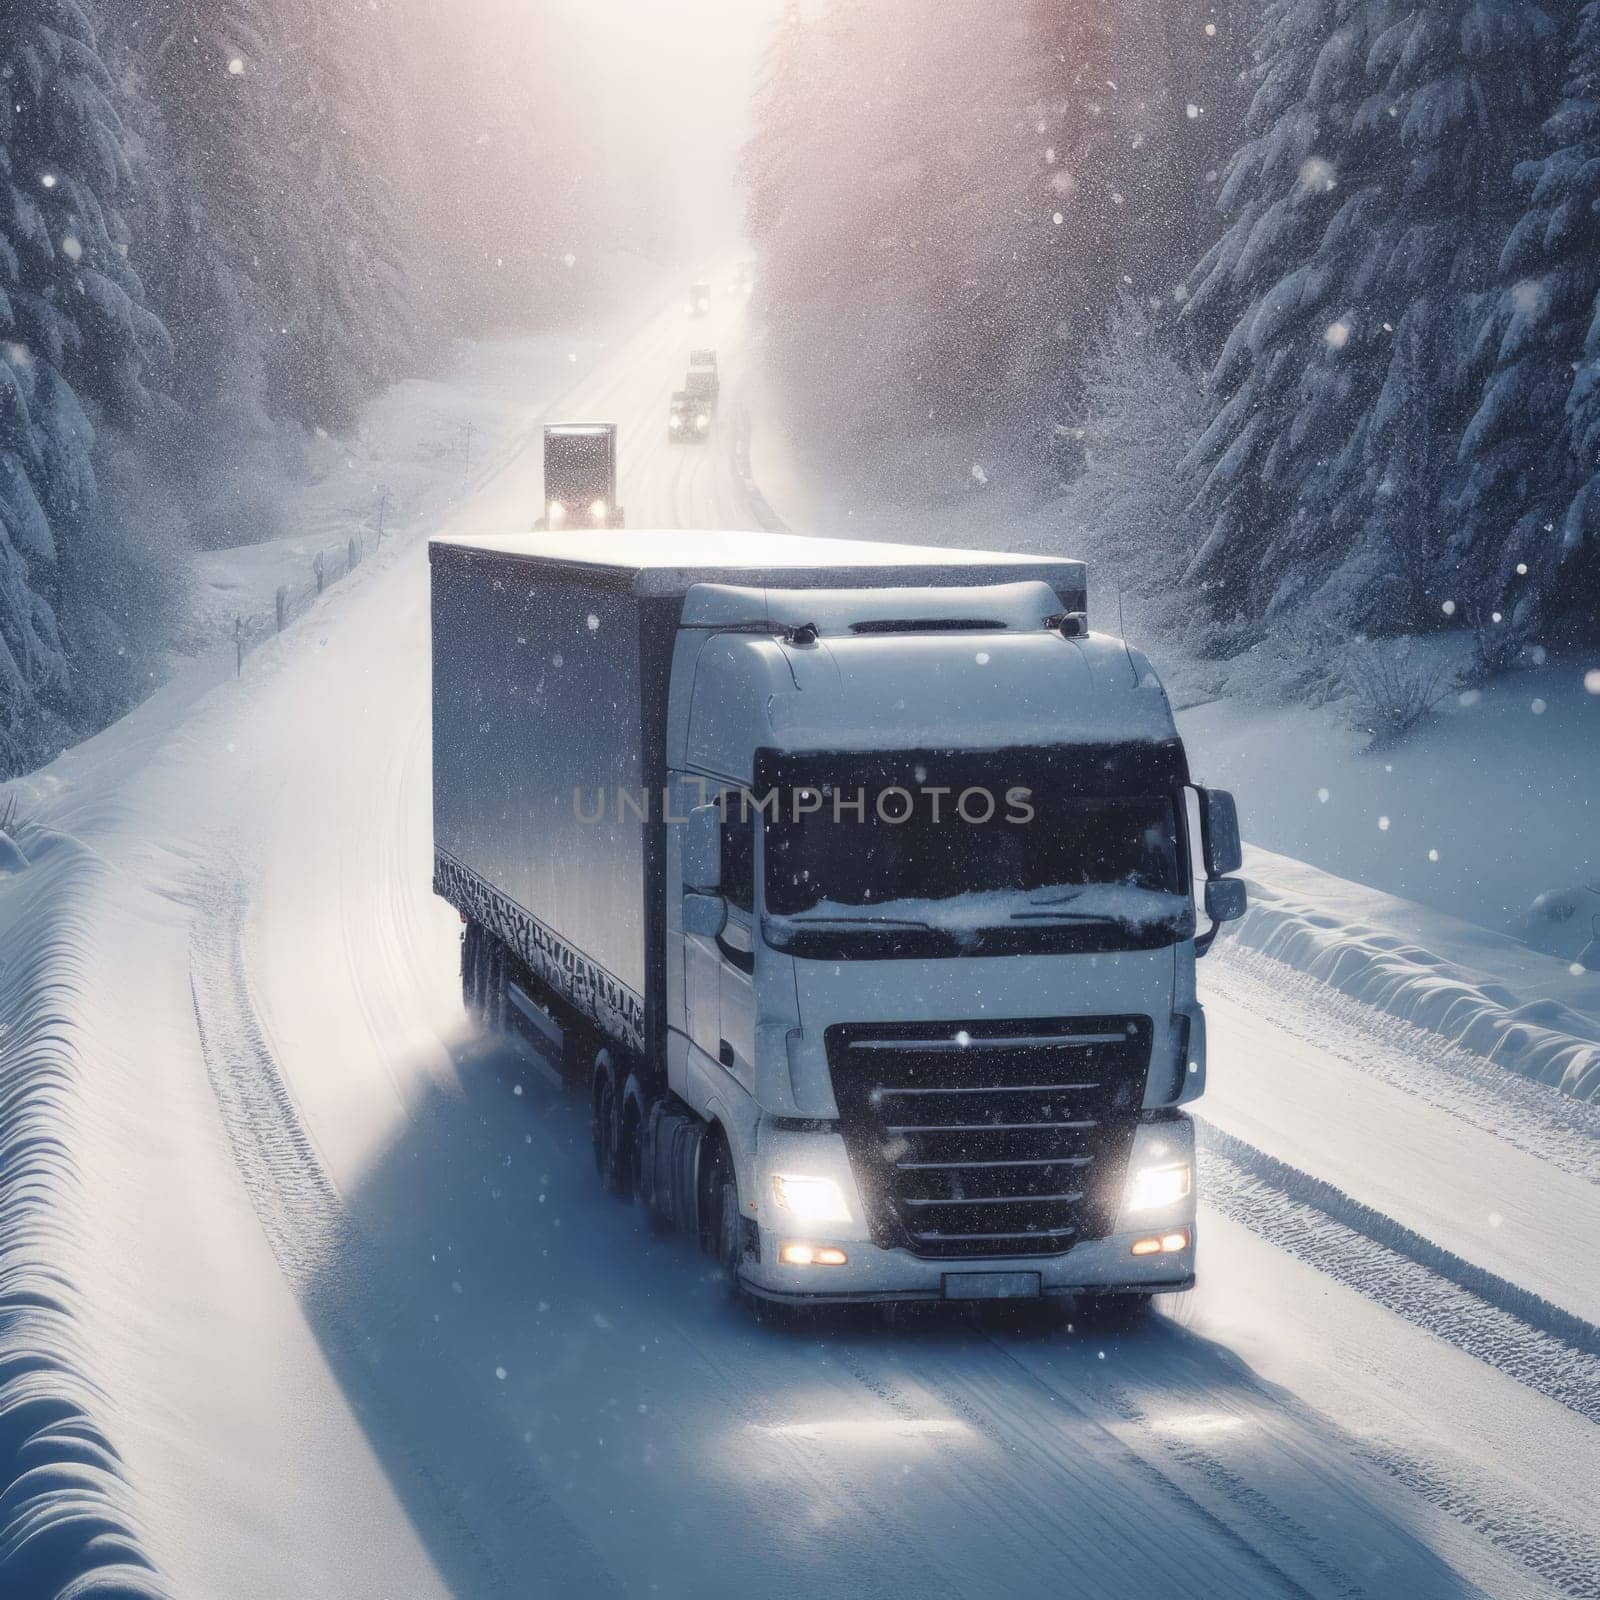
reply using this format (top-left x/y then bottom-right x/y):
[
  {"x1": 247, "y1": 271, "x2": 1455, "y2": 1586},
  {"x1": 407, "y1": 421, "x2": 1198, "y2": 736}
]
[{"x1": 681, "y1": 624, "x2": 1179, "y2": 769}]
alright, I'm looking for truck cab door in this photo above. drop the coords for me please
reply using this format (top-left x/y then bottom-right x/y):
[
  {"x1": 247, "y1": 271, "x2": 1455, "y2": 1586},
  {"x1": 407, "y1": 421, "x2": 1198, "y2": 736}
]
[
  {"x1": 715, "y1": 810, "x2": 757, "y2": 1089},
  {"x1": 682, "y1": 796, "x2": 723, "y2": 1069}
]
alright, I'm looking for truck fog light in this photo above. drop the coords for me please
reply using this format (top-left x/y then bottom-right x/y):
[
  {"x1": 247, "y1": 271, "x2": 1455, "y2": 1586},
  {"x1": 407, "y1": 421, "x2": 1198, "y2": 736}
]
[
  {"x1": 1131, "y1": 1236, "x2": 1162, "y2": 1256},
  {"x1": 780, "y1": 1243, "x2": 848, "y2": 1267},
  {"x1": 1160, "y1": 1230, "x2": 1190, "y2": 1253},
  {"x1": 772, "y1": 1173, "x2": 850, "y2": 1223},
  {"x1": 1125, "y1": 1159, "x2": 1191, "y2": 1214}
]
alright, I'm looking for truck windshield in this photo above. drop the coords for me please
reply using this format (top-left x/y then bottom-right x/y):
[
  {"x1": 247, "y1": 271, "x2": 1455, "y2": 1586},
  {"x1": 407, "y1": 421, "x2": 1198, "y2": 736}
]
[
  {"x1": 545, "y1": 431, "x2": 612, "y2": 502},
  {"x1": 758, "y1": 744, "x2": 1193, "y2": 958}
]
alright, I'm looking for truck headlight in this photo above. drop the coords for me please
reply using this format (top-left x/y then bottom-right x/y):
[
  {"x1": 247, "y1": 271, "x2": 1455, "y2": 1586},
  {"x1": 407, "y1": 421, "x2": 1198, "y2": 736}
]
[
  {"x1": 669, "y1": 415, "x2": 682, "y2": 430},
  {"x1": 589, "y1": 498, "x2": 608, "y2": 522},
  {"x1": 1124, "y1": 1159, "x2": 1192, "y2": 1214},
  {"x1": 696, "y1": 413, "x2": 709, "y2": 431},
  {"x1": 772, "y1": 1173, "x2": 850, "y2": 1223},
  {"x1": 547, "y1": 501, "x2": 566, "y2": 523}
]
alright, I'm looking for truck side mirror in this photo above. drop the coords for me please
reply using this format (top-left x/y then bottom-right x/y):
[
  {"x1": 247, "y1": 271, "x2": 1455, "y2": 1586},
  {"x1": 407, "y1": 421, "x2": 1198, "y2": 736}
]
[
  {"x1": 1204, "y1": 877, "x2": 1247, "y2": 925},
  {"x1": 684, "y1": 892, "x2": 728, "y2": 940},
  {"x1": 684, "y1": 803, "x2": 721, "y2": 895},
  {"x1": 1196, "y1": 787, "x2": 1242, "y2": 877}
]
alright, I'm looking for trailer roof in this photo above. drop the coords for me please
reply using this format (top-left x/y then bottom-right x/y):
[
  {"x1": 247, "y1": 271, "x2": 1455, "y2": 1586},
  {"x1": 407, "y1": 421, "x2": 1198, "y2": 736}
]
[{"x1": 430, "y1": 529, "x2": 1086, "y2": 599}]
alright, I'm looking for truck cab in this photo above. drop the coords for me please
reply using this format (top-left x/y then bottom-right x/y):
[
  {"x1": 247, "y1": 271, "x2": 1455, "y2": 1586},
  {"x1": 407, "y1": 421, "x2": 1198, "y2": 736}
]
[
  {"x1": 662, "y1": 582, "x2": 1242, "y2": 1310},
  {"x1": 535, "y1": 421, "x2": 625, "y2": 529},
  {"x1": 669, "y1": 390, "x2": 710, "y2": 443}
]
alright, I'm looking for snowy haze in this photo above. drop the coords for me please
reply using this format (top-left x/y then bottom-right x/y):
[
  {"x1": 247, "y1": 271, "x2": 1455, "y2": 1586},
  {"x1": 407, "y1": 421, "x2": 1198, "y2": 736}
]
[{"x1": 553, "y1": 0, "x2": 780, "y2": 256}]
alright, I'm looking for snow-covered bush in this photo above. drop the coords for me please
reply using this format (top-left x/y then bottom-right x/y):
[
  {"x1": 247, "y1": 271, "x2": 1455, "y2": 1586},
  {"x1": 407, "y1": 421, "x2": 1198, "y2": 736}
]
[{"x1": 1341, "y1": 639, "x2": 1455, "y2": 747}]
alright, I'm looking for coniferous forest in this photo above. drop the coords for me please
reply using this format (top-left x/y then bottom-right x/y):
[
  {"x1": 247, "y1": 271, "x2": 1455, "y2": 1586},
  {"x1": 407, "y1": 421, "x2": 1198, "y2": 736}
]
[
  {"x1": 0, "y1": 0, "x2": 656, "y2": 773},
  {"x1": 745, "y1": 0, "x2": 1600, "y2": 653}
]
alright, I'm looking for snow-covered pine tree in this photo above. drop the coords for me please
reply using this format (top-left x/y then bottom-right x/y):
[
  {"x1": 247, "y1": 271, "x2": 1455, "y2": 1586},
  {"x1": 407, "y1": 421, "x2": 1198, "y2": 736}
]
[
  {"x1": 0, "y1": 0, "x2": 169, "y2": 768},
  {"x1": 1182, "y1": 0, "x2": 1557, "y2": 632},
  {"x1": 271, "y1": 0, "x2": 418, "y2": 432},
  {"x1": 1459, "y1": 0, "x2": 1600, "y2": 631},
  {"x1": 101, "y1": 0, "x2": 301, "y2": 539}
]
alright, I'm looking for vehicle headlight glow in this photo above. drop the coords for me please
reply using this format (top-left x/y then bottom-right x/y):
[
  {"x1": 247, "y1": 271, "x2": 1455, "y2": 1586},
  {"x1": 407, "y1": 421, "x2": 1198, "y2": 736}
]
[
  {"x1": 695, "y1": 413, "x2": 709, "y2": 431},
  {"x1": 589, "y1": 498, "x2": 608, "y2": 522},
  {"x1": 772, "y1": 1173, "x2": 850, "y2": 1223},
  {"x1": 547, "y1": 500, "x2": 566, "y2": 522},
  {"x1": 1125, "y1": 1160, "x2": 1192, "y2": 1215},
  {"x1": 669, "y1": 414, "x2": 682, "y2": 430}
]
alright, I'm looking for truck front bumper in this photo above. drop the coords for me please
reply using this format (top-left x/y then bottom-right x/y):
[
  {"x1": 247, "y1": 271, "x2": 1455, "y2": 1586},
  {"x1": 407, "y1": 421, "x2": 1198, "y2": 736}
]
[{"x1": 740, "y1": 1225, "x2": 1195, "y2": 1305}]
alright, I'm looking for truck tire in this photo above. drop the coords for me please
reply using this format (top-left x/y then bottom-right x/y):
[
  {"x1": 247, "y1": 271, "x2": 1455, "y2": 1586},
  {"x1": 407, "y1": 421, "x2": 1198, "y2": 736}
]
[
  {"x1": 485, "y1": 939, "x2": 507, "y2": 1033},
  {"x1": 461, "y1": 921, "x2": 483, "y2": 1023},
  {"x1": 699, "y1": 1136, "x2": 744, "y2": 1292},
  {"x1": 591, "y1": 1050, "x2": 629, "y2": 1199}
]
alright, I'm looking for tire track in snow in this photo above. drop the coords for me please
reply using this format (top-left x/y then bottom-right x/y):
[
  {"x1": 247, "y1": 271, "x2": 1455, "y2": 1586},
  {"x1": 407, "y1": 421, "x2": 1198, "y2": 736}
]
[
  {"x1": 1206, "y1": 945, "x2": 1600, "y2": 1186},
  {"x1": 1357, "y1": 1442, "x2": 1600, "y2": 1599},
  {"x1": 188, "y1": 867, "x2": 625, "y2": 1600},
  {"x1": 0, "y1": 842, "x2": 170, "y2": 1599},
  {"x1": 835, "y1": 1339, "x2": 1328, "y2": 1600},
  {"x1": 1199, "y1": 1129, "x2": 1600, "y2": 1419}
]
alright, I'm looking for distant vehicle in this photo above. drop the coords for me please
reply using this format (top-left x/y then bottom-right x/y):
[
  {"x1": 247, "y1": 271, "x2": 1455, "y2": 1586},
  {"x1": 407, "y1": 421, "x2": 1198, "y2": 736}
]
[
  {"x1": 668, "y1": 390, "x2": 710, "y2": 443},
  {"x1": 431, "y1": 529, "x2": 1246, "y2": 1317},
  {"x1": 734, "y1": 259, "x2": 755, "y2": 296},
  {"x1": 684, "y1": 368, "x2": 717, "y2": 414},
  {"x1": 535, "y1": 422, "x2": 624, "y2": 529},
  {"x1": 688, "y1": 279, "x2": 711, "y2": 316},
  {"x1": 688, "y1": 347, "x2": 719, "y2": 404}
]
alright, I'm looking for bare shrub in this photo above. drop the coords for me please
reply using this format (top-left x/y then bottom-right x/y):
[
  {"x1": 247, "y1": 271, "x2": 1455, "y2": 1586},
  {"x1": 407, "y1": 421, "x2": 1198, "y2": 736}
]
[
  {"x1": 1463, "y1": 604, "x2": 1536, "y2": 684},
  {"x1": 1341, "y1": 640, "x2": 1455, "y2": 746}
]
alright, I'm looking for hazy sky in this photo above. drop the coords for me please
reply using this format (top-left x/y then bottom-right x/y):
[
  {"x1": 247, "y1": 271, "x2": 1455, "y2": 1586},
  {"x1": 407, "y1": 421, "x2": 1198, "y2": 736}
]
[{"x1": 554, "y1": 0, "x2": 784, "y2": 256}]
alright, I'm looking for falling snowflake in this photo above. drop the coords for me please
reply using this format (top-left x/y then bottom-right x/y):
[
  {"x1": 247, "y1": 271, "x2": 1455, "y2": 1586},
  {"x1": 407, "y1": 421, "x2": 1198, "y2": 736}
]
[
  {"x1": 228, "y1": 57, "x2": 245, "y2": 75},
  {"x1": 1324, "y1": 320, "x2": 1351, "y2": 350},
  {"x1": 1584, "y1": 669, "x2": 1600, "y2": 695},
  {"x1": 1378, "y1": 816, "x2": 1391, "y2": 832}
]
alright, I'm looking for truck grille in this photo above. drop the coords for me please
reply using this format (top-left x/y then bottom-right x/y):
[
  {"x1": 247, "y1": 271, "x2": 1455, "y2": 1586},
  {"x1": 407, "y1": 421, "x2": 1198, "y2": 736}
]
[{"x1": 825, "y1": 1016, "x2": 1150, "y2": 1259}]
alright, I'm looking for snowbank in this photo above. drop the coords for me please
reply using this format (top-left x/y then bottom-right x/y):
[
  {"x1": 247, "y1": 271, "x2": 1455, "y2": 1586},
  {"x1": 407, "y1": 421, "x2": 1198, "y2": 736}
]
[
  {"x1": 1232, "y1": 845, "x2": 1600, "y2": 1101},
  {"x1": 0, "y1": 829, "x2": 169, "y2": 1597}
]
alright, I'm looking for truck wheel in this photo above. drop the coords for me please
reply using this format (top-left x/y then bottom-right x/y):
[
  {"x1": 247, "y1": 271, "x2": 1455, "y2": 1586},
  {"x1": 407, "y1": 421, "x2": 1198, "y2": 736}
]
[
  {"x1": 591, "y1": 1051, "x2": 629, "y2": 1199},
  {"x1": 485, "y1": 939, "x2": 506, "y2": 1032},
  {"x1": 461, "y1": 922, "x2": 483, "y2": 1023},
  {"x1": 700, "y1": 1137, "x2": 744, "y2": 1292}
]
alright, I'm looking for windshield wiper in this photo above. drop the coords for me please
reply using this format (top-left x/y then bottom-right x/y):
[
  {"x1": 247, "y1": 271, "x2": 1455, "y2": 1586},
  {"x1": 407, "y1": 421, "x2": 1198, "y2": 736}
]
[
  {"x1": 778, "y1": 912, "x2": 935, "y2": 931},
  {"x1": 1009, "y1": 907, "x2": 1110, "y2": 923}
]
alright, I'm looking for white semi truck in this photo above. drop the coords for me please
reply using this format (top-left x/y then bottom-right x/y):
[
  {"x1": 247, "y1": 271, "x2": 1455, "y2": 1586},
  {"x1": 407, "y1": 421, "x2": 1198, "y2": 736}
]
[{"x1": 430, "y1": 530, "x2": 1245, "y2": 1316}]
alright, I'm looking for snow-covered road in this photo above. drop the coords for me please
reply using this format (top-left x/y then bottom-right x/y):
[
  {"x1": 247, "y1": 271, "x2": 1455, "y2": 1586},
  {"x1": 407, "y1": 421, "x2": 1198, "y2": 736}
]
[{"x1": 4, "y1": 289, "x2": 1596, "y2": 1600}]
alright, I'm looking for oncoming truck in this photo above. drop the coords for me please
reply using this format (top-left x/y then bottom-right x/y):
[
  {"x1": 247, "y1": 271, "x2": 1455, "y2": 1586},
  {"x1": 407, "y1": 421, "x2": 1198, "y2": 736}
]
[
  {"x1": 430, "y1": 530, "x2": 1245, "y2": 1317},
  {"x1": 535, "y1": 421, "x2": 624, "y2": 530}
]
